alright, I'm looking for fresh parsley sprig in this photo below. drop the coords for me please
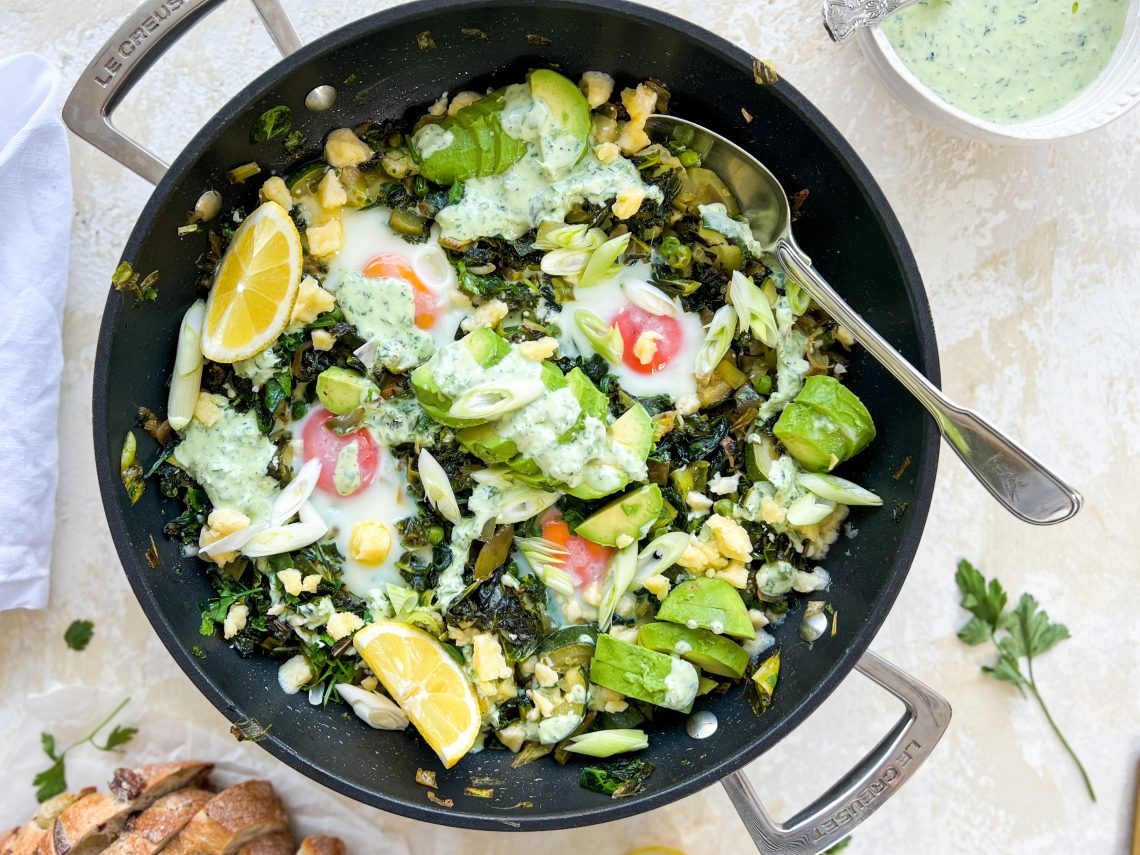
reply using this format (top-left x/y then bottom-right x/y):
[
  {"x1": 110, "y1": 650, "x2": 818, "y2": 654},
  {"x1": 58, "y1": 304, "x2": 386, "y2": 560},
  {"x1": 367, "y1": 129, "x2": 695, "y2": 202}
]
[
  {"x1": 33, "y1": 698, "x2": 137, "y2": 802},
  {"x1": 955, "y1": 559, "x2": 1095, "y2": 801}
]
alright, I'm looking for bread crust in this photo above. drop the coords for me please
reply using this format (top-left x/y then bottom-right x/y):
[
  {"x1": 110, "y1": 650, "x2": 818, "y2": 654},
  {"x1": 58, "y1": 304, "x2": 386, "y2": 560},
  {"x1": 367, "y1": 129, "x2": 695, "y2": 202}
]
[
  {"x1": 100, "y1": 788, "x2": 214, "y2": 855},
  {"x1": 296, "y1": 836, "x2": 347, "y2": 855},
  {"x1": 162, "y1": 782, "x2": 288, "y2": 855},
  {"x1": 235, "y1": 832, "x2": 295, "y2": 855}
]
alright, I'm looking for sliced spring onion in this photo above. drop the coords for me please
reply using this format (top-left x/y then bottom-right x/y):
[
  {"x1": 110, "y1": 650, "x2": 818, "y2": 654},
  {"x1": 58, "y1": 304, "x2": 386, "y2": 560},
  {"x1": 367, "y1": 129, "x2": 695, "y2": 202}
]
[
  {"x1": 596, "y1": 543, "x2": 638, "y2": 631},
  {"x1": 167, "y1": 300, "x2": 206, "y2": 431},
  {"x1": 579, "y1": 232, "x2": 631, "y2": 288},
  {"x1": 633, "y1": 531, "x2": 690, "y2": 589},
  {"x1": 199, "y1": 522, "x2": 267, "y2": 557},
  {"x1": 534, "y1": 222, "x2": 607, "y2": 251},
  {"x1": 470, "y1": 466, "x2": 516, "y2": 488},
  {"x1": 622, "y1": 280, "x2": 677, "y2": 317},
  {"x1": 517, "y1": 536, "x2": 573, "y2": 596},
  {"x1": 270, "y1": 458, "x2": 322, "y2": 526},
  {"x1": 241, "y1": 520, "x2": 326, "y2": 557},
  {"x1": 298, "y1": 501, "x2": 325, "y2": 528},
  {"x1": 194, "y1": 189, "x2": 222, "y2": 222},
  {"x1": 798, "y1": 472, "x2": 883, "y2": 507},
  {"x1": 448, "y1": 378, "x2": 544, "y2": 421},
  {"x1": 495, "y1": 488, "x2": 561, "y2": 525},
  {"x1": 694, "y1": 304, "x2": 737, "y2": 378},
  {"x1": 574, "y1": 309, "x2": 624, "y2": 365},
  {"x1": 785, "y1": 493, "x2": 837, "y2": 526},
  {"x1": 786, "y1": 279, "x2": 812, "y2": 315},
  {"x1": 539, "y1": 564, "x2": 575, "y2": 597},
  {"x1": 564, "y1": 729, "x2": 649, "y2": 757},
  {"x1": 353, "y1": 336, "x2": 383, "y2": 371},
  {"x1": 727, "y1": 271, "x2": 777, "y2": 347},
  {"x1": 540, "y1": 248, "x2": 592, "y2": 278},
  {"x1": 418, "y1": 449, "x2": 462, "y2": 524}
]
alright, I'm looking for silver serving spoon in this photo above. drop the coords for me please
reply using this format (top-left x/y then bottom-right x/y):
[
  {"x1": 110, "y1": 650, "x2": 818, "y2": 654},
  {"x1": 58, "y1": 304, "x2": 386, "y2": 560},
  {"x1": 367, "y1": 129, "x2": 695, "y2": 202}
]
[
  {"x1": 819, "y1": 0, "x2": 922, "y2": 42},
  {"x1": 647, "y1": 114, "x2": 1082, "y2": 525}
]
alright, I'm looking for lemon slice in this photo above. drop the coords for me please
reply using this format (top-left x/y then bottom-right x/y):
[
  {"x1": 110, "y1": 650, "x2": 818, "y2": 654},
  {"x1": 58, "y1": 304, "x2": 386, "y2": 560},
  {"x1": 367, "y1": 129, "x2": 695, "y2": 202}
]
[
  {"x1": 354, "y1": 621, "x2": 480, "y2": 768},
  {"x1": 200, "y1": 201, "x2": 302, "y2": 363}
]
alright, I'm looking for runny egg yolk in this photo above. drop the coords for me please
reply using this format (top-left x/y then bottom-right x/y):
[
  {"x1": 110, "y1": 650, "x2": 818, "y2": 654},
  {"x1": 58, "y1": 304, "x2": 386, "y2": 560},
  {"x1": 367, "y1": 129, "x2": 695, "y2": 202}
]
[
  {"x1": 612, "y1": 305, "x2": 683, "y2": 374},
  {"x1": 363, "y1": 252, "x2": 439, "y2": 330}
]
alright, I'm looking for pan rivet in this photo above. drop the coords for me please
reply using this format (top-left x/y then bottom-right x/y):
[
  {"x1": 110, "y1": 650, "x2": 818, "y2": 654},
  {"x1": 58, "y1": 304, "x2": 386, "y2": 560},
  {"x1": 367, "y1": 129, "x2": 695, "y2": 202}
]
[
  {"x1": 686, "y1": 711, "x2": 718, "y2": 739},
  {"x1": 305, "y1": 85, "x2": 337, "y2": 112}
]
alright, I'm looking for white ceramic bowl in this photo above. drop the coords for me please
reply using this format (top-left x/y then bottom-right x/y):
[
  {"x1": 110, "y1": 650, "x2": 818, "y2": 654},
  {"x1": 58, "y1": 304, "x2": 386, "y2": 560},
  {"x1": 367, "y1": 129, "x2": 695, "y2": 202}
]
[{"x1": 858, "y1": 0, "x2": 1140, "y2": 143}]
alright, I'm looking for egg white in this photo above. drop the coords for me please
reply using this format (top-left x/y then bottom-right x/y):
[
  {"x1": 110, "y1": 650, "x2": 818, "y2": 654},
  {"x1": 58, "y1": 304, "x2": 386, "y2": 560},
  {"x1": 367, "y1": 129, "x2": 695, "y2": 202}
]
[
  {"x1": 289, "y1": 407, "x2": 418, "y2": 597},
  {"x1": 559, "y1": 262, "x2": 703, "y2": 403},
  {"x1": 325, "y1": 206, "x2": 470, "y2": 350}
]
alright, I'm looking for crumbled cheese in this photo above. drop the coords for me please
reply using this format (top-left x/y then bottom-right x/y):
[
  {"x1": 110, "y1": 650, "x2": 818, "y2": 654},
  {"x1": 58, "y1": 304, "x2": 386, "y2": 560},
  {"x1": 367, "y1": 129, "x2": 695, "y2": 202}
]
[
  {"x1": 759, "y1": 495, "x2": 787, "y2": 524},
  {"x1": 277, "y1": 569, "x2": 304, "y2": 597},
  {"x1": 676, "y1": 535, "x2": 728, "y2": 572},
  {"x1": 686, "y1": 491, "x2": 713, "y2": 513},
  {"x1": 793, "y1": 567, "x2": 831, "y2": 593},
  {"x1": 326, "y1": 611, "x2": 365, "y2": 641},
  {"x1": 277, "y1": 654, "x2": 312, "y2": 694},
  {"x1": 617, "y1": 122, "x2": 651, "y2": 155},
  {"x1": 301, "y1": 573, "x2": 321, "y2": 594},
  {"x1": 615, "y1": 534, "x2": 634, "y2": 549},
  {"x1": 460, "y1": 298, "x2": 509, "y2": 331},
  {"x1": 579, "y1": 71, "x2": 615, "y2": 108},
  {"x1": 608, "y1": 624, "x2": 638, "y2": 644},
  {"x1": 528, "y1": 688, "x2": 558, "y2": 717},
  {"x1": 714, "y1": 560, "x2": 750, "y2": 589},
  {"x1": 534, "y1": 661, "x2": 559, "y2": 688},
  {"x1": 448, "y1": 91, "x2": 481, "y2": 116},
  {"x1": 518, "y1": 336, "x2": 559, "y2": 360},
  {"x1": 581, "y1": 581, "x2": 603, "y2": 608},
  {"x1": 317, "y1": 169, "x2": 347, "y2": 210},
  {"x1": 472, "y1": 633, "x2": 513, "y2": 683},
  {"x1": 642, "y1": 573, "x2": 671, "y2": 600},
  {"x1": 311, "y1": 329, "x2": 336, "y2": 351},
  {"x1": 594, "y1": 141, "x2": 621, "y2": 164},
  {"x1": 676, "y1": 393, "x2": 700, "y2": 416},
  {"x1": 306, "y1": 218, "x2": 343, "y2": 257},
  {"x1": 749, "y1": 608, "x2": 770, "y2": 630},
  {"x1": 835, "y1": 325, "x2": 855, "y2": 347},
  {"x1": 223, "y1": 603, "x2": 249, "y2": 639},
  {"x1": 496, "y1": 722, "x2": 526, "y2": 753},
  {"x1": 193, "y1": 392, "x2": 224, "y2": 427},
  {"x1": 612, "y1": 185, "x2": 646, "y2": 220},
  {"x1": 622, "y1": 84, "x2": 657, "y2": 123},
  {"x1": 447, "y1": 623, "x2": 479, "y2": 648},
  {"x1": 427, "y1": 93, "x2": 449, "y2": 116},
  {"x1": 632, "y1": 330, "x2": 662, "y2": 365},
  {"x1": 706, "y1": 514, "x2": 753, "y2": 562},
  {"x1": 209, "y1": 507, "x2": 250, "y2": 536},
  {"x1": 324, "y1": 128, "x2": 373, "y2": 168},
  {"x1": 349, "y1": 521, "x2": 392, "y2": 564},
  {"x1": 708, "y1": 473, "x2": 741, "y2": 495},
  {"x1": 588, "y1": 685, "x2": 629, "y2": 714},
  {"x1": 291, "y1": 275, "x2": 336, "y2": 324},
  {"x1": 360, "y1": 675, "x2": 379, "y2": 692},
  {"x1": 259, "y1": 176, "x2": 292, "y2": 210}
]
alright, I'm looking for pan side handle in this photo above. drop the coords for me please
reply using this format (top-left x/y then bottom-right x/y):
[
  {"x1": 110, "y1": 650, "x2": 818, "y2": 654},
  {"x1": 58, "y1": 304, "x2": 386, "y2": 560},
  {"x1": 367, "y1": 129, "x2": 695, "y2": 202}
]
[
  {"x1": 63, "y1": 0, "x2": 301, "y2": 185},
  {"x1": 722, "y1": 651, "x2": 951, "y2": 854}
]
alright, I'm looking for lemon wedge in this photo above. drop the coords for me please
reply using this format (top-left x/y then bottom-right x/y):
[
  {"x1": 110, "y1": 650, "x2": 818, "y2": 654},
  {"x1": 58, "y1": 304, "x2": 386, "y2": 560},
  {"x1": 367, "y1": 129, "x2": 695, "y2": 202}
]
[
  {"x1": 354, "y1": 621, "x2": 480, "y2": 768},
  {"x1": 200, "y1": 201, "x2": 302, "y2": 363}
]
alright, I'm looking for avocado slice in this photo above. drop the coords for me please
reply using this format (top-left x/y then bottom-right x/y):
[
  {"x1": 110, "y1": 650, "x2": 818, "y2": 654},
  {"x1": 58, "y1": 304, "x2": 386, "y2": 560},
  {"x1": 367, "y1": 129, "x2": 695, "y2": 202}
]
[
  {"x1": 610, "y1": 403, "x2": 654, "y2": 460},
  {"x1": 457, "y1": 421, "x2": 518, "y2": 463},
  {"x1": 315, "y1": 367, "x2": 380, "y2": 416},
  {"x1": 657, "y1": 578, "x2": 755, "y2": 640},
  {"x1": 410, "y1": 328, "x2": 513, "y2": 427},
  {"x1": 590, "y1": 634, "x2": 699, "y2": 712},
  {"x1": 638, "y1": 622, "x2": 749, "y2": 679},
  {"x1": 773, "y1": 376, "x2": 875, "y2": 472},
  {"x1": 527, "y1": 69, "x2": 591, "y2": 165},
  {"x1": 576, "y1": 484, "x2": 663, "y2": 547},
  {"x1": 412, "y1": 88, "x2": 528, "y2": 185}
]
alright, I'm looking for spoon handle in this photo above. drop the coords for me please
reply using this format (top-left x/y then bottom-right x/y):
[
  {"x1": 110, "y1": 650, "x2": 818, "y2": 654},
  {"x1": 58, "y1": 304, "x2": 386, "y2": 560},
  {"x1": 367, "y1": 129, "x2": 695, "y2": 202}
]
[
  {"x1": 776, "y1": 240, "x2": 1082, "y2": 525},
  {"x1": 821, "y1": 0, "x2": 922, "y2": 41}
]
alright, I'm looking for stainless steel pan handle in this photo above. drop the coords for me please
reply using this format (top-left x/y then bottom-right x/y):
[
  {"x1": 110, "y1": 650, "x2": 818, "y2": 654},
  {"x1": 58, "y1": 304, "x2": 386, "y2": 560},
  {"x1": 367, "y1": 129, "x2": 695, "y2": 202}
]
[
  {"x1": 722, "y1": 651, "x2": 951, "y2": 854},
  {"x1": 63, "y1": 0, "x2": 302, "y2": 185}
]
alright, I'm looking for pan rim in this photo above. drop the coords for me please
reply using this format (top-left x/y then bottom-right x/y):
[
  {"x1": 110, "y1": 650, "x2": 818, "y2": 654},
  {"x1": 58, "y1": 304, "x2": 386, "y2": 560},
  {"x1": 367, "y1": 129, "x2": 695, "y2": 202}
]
[{"x1": 91, "y1": 0, "x2": 941, "y2": 830}]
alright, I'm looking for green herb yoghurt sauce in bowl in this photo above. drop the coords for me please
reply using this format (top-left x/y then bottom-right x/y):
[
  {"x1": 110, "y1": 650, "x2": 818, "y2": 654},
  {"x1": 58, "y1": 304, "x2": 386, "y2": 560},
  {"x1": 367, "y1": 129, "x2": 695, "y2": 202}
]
[{"x1": 858, "y1": 0, "x2": 1140, "y2": 142}]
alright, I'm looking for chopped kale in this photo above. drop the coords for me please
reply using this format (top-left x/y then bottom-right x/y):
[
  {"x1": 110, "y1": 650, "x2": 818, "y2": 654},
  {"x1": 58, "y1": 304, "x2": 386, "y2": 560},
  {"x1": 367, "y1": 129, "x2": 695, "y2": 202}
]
[{"x1": 579, "y1": 758, "x2": 655, "y2": 798}]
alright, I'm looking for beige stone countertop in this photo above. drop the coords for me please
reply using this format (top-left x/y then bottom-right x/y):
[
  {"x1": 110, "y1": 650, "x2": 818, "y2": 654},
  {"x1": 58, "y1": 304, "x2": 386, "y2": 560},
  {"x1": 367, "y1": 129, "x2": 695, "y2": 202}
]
[{"x1": 1, "y1": 0, "x2": 1137, "y2": 852}]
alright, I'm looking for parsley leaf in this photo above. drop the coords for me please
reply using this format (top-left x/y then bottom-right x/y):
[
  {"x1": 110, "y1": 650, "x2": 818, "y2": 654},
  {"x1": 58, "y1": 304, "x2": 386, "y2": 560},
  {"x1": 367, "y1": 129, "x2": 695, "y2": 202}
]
[
  {"x1": 31, "y1": 699, "x2": 135, "y2": 803},
  {"x1": 64, "y1": 619, "x2": 94, "y2": 651},
  {"x1": 954, "y1": 560, "x2": 1094, "y2": 801}
]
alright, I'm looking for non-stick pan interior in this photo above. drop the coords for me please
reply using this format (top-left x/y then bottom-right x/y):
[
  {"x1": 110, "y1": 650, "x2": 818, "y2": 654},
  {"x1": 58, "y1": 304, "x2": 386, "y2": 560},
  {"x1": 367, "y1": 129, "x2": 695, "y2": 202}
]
[{"x1": 94, "y1": 0, "x2": 940, "y2": 829}]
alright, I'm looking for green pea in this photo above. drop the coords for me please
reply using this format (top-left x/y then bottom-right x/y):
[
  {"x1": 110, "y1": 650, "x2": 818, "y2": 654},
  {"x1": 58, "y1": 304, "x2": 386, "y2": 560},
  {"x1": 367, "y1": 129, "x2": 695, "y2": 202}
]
[
  {"x1": 428, "y1": 525, "x2": 445, "y2": 545},
  {"x1": 713, "y1": 499, "x2": 736, "y2": 516},
  {"x1": 752, "y1": 374, "x2": 773, "y2": 395},
  {"x1": 678, "y1": 149, "x2": 701, "y2": 168}
]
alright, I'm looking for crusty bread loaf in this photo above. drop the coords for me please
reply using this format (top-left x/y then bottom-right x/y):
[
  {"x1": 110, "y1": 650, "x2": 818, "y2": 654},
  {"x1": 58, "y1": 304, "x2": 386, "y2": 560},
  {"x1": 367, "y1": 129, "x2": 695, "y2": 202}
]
[
  {"x1": 0, "y1": 789, "x2": 94, "y2": 855},
  {"x1": 162, "y1": 782, "x2": 288, "y2": 855},
  {"x1": 48, "y1": 763, "x2": 212, "y2": 855},
  {"x1": 100, "y1": 788, "x2": 214, "y2": 855},
  {"x1": 296, "y1": 836, "x2": 346, "y2": 855},
  {"x1": 235, "y1": 832, "x2": 295, "y2": 855}
]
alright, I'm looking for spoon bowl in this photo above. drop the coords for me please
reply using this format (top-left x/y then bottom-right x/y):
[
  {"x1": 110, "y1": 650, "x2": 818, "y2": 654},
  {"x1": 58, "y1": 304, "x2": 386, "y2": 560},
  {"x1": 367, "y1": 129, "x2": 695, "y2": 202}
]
[{"x1": 646, "y1": 114, "x2": 1082, "y2": 525}]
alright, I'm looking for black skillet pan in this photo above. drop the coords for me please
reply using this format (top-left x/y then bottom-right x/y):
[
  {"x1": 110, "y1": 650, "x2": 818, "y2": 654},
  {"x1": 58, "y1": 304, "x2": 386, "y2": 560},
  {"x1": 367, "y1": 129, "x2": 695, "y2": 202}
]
[{"x1": 65, "y1": 0, "x2": 950, "y2": 849}]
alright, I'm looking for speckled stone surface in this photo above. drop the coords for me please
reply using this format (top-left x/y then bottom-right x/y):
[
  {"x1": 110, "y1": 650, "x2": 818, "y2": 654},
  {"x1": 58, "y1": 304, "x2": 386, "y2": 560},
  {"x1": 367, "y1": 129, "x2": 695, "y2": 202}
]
[{"x1": 0, "y1": 1, "x2": 1137, "y2": 852}]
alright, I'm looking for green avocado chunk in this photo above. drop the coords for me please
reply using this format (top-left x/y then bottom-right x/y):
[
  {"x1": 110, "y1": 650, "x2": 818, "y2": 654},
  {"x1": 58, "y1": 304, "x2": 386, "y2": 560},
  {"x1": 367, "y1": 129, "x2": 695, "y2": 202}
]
[
  {"x1": 527, "y1": 68, "x2": 591, "y2": 155},
  {"x1": 657, "y1": 578, "x2": 756, "y2": 640},
  {"x1": 410, "y1": 327, "x2": 513, "y2": 428},
  {"x1": 610, "y1": 403, "x2": 654, "y2": 460},
  {"x1": 315, "y1": 367, "x2": 379, "y2": 416},
  {"x1": 576, "y1": 484, "x2": 663, "y2": 547},
  {"x1": 590, "y1": 634, "x2": 699, "y2": 712},
  {"x1": 773, "y1": 375, "x2": 876, "y2": 472},
  {"x1": 637, "y1": 622, "x2": 750, "y2": 679}
]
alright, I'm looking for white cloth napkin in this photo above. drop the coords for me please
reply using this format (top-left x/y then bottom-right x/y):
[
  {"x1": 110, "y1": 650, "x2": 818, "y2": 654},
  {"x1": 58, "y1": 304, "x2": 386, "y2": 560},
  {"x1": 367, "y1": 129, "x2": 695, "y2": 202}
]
[{"x1": 0, "y1": 54, "x2": 71, "y2": 611}]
